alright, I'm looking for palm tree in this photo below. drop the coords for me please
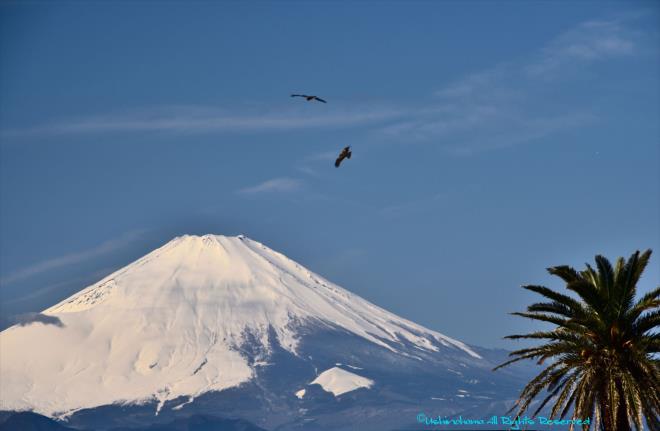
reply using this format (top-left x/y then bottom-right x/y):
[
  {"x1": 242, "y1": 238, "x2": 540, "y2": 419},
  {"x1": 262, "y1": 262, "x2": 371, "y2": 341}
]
[{"x1": 495, "y1": 250, "x2": 660, "y2": 431}]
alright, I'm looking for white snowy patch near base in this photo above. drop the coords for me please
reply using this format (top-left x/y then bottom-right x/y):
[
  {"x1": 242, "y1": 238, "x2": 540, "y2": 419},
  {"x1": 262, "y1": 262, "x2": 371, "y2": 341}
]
[
  {"x1": 310, "y1": 367, "x2": 374, "y2": 396},
  {"x1": 0, "y1": 234, "x2": 480, "y2": 417}
]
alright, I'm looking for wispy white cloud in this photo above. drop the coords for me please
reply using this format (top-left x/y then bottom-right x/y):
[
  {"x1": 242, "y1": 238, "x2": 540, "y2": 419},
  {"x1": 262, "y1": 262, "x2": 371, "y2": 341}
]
[
  {"x1": 435, "y1": 66, "x2": 509, "y2": 99},
  {"x1": 0, "y1": 230, "x2": 146, "y2": 286},
  {"x1": 435, "y1": 17, "x2": 639, "y2": 97},
  {"x1": 447, "y1": 112, "x2": 598, "y2": 156},
  {"x1": 238, "y1": 177, "x2": 303, "y2": 195},
  {"x1": 3, "y1": 267, "x2": 115, "y2": 305},
  {"x1": 2, "y1": 104, "x2": 403, "y2": 138},
  {"x1": 297, "y1": 166, "x2": 321, "y2": 177},
  {"x1": 379, "y1": 15, "x2": 642, "y2": 154},
  {"x1": 527, "y1": 19, "x2": 636, "y2": 77},
  {"x1": 381, "y1": 102, "x2": 596, "y2": 156}
]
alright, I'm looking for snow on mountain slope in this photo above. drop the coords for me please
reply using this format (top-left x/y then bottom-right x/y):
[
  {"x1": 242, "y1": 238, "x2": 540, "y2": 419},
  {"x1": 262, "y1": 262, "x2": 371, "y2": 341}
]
[
  {"x1": 0, "y1": 234, "x2": 480, "y2": 418},
  {"x1": 310, "y1": 367, "x2": 374, "y2": 396}
]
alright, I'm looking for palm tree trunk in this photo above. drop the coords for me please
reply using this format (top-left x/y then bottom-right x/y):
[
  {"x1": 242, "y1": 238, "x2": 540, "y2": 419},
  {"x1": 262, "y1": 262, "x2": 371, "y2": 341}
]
[
  {"x1": 601, "y1": 404, "x2": 612, "y2": 431},
  {"x1": 615, "y1": 379, "x2": 631, "y2": 431}
]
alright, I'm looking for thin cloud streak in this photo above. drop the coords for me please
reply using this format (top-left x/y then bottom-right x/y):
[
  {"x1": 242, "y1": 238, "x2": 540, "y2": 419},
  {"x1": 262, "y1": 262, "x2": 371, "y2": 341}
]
[
  {"x1": 447, "y1": 112, "x2": 598, "y2": 156},
  {"x1": 376, "y1": 16, "x2": 641, "y2": 154},
  {"x1": 3, "y1": 267, "x2": 115, "y2": 305},
  {"x1": 238, "y1": 177, "x2": 303, "y2": 195},
  {"x1": 0, "y1": 230, "x2": 146, "y2": 286},
  {"x1": 435, "y1": 16, "x2": 639, "y2": 98},
  {"x1": 2, "y1": 105, "x2": 404, "y2": 138},
  {"x1": 526, "y1": 19, "x2": 636, "y2": 77}
]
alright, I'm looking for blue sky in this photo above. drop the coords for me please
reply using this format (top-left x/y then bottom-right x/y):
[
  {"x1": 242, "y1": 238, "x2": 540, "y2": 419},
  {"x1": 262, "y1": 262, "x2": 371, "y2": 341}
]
[{"x1": 1, "y1": 1, "x2": 658, "y2": 348}]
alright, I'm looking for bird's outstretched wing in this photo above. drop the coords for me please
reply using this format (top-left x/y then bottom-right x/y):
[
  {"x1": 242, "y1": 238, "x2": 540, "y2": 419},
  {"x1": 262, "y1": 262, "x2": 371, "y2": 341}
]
[
  {"x1": 314, "y1": 97, "x2": 327, "y2": 103},
  {"x1": 335, "y1": 154, "x2": 345, "y2": 168},
  {"x1": 291, "y1": 94, "x2": 307, "y2": 98}
]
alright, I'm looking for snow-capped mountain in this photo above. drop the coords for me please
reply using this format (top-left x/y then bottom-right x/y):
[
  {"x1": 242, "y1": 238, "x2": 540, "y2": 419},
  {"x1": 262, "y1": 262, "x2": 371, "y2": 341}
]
[{"x1": 0, "y1": 235, "x2": 535, "y2": 431}]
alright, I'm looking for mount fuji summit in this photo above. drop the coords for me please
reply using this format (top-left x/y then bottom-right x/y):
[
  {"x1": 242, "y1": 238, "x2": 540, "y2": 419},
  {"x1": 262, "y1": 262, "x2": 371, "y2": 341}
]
[{"x1": 0, "y1": 235, "x2": 535, "y2": 431}]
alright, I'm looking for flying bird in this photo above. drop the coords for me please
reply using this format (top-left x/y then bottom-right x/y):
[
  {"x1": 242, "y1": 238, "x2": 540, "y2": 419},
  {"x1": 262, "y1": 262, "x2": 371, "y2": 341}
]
[
  {"x1": 335, "y1": 146, "x2": 352, "y2": 168},
  {"x1": 291, "y1": 94, "x2": 327, "y2": 103}
]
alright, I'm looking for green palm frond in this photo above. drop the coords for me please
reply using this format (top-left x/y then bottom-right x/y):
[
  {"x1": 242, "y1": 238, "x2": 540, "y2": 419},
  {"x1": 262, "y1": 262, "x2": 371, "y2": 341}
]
[
  {"x1": 510, "y1": 312, "x2": 574, "y2": 327},
  {"x1": 528, "y1": 301, "x2": 575, "y2": 317},
  {"x1": 628, "y1": 287, "x2": 660, "y2": 321},
  {"x1": 635, "y1": 310, "x2": 660, "y2": 335},
  {"x1": 547, "y1": 265, "x2": 582, "y2": 283},
  {"x1": 522, "y1": 284, "x2": 587, "y2": 315}
]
